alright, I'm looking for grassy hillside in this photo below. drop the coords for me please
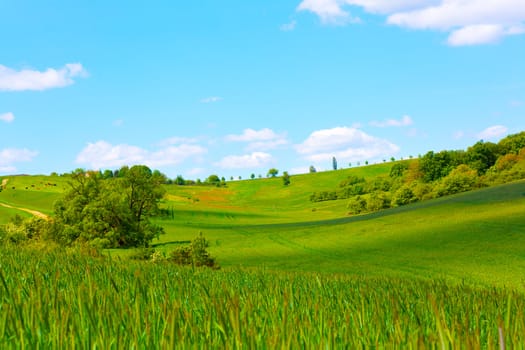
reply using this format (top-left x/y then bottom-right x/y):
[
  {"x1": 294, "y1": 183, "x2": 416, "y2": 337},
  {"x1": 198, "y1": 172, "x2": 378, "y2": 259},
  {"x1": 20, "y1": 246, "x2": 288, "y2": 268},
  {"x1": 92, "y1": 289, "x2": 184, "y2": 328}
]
[
  {"x1": 154, "y1": 179, "x2": 525, "y2": 290},
  {"x1": 2, "y1": 165, "x2": 525, "y2": 290},
  {"x1": 0, "y1": 175, "x2": 67, "y2": 215},
  {"x1": 2, "y1": 165, "x2": 525, "y2": 347}
]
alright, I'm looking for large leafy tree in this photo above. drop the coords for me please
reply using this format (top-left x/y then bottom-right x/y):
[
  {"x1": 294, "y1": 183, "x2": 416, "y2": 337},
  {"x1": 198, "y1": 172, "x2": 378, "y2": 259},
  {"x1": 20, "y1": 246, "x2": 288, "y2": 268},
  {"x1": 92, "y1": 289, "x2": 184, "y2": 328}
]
[{"x1": 52, "y1": 165, "x2": 165, "y2": 248}]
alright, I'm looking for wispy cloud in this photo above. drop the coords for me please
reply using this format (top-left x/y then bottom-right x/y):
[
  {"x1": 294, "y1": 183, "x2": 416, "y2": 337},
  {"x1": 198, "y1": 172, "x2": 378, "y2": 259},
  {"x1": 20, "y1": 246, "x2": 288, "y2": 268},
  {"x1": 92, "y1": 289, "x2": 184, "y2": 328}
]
[
  {"x1": 0, "y1": 63, "x2": 88, "y2": 91},
  {"x1": 0, "y1": 112, "x2": 14, "y2": 123},
  {"x1": 297, "y1": 0, "x2": 525, "y2": 45},
  {"x1": 296, "y1": 126, "x2": 399, "y2": 163},
  {"x1": 215, "y1": 152, "x2": 274, "y2": 169},
  {"x1": 280, "y1": 20, "x2": 297, "y2": 31},
  {"x1": 200, "y1": 96, "x2": 223, "y2": 103},
  {"x1": 0, "y1": 148, "x2": 38, "y2": 173},
  {"x1": 477, "y1": 125, "x2": 508, "y2": 140},
  {"x1": 112, "y1": 119, "x2": 124, "y2": 127},
  {"x1": 159, "y1": 136, "x2": 201, "y2": 146},
  {"x1": 76, "y1": 140, "x2": 207, "y2": 169},
  {"x1": 370, "y1": 115, "x2": 413, "y2": 127},
  {"x1": 226, "y1": 128, "x2": 289, "y2": 151},
  {"x1": 453, "y1": 130, "x2": 465, "y2": 140}
]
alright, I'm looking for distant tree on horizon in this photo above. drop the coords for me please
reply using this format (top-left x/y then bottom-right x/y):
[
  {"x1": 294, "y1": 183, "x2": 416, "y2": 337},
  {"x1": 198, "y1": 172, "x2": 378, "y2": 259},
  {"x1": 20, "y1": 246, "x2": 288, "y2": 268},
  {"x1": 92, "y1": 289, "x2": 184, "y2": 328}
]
[
  {"x1": 282, "y1": 171, "x2": 290, "y2": 186},
  {"x1": 267, "y1": 168, "x2": 279, "y2": 177}
]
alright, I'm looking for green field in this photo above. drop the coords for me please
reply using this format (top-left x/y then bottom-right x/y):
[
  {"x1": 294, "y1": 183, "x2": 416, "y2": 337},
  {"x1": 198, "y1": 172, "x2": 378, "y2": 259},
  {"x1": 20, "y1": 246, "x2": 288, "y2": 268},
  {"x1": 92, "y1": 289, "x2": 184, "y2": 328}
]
[
  {"x1": 148, "y1": 168, "x2": 525, "y2": 291},
  {"x1": 1, "y1": 165, "x2": 525, "y2": 346},
  {"x1": 2, "y1": 165, "x2": 525, "y2": 289}
]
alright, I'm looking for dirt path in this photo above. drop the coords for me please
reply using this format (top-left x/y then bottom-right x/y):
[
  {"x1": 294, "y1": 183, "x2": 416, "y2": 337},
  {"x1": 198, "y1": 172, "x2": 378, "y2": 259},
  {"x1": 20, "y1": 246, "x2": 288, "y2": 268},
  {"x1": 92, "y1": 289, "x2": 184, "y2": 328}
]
[
  {"x1": 0, "y1": 202, "x2": 49, "y2": 220},
  {"x1": 0, "y1": 179, "x2": 49, "y2": 220}
]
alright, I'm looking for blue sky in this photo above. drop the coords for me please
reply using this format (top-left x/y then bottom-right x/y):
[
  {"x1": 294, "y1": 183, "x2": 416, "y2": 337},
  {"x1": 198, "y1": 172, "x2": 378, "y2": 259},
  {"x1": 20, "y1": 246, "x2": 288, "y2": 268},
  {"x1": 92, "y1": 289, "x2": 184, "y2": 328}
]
[{"x1": 1, "y1": 0, "x2": 524, "y2": 179}]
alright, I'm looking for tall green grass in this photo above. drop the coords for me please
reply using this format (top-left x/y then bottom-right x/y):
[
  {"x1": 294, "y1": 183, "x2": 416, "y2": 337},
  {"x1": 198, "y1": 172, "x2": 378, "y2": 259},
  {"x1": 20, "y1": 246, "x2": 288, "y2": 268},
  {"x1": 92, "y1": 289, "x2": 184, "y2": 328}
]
[{"x1": 0, "y1": 245, "x2": 523, "y2": 348}]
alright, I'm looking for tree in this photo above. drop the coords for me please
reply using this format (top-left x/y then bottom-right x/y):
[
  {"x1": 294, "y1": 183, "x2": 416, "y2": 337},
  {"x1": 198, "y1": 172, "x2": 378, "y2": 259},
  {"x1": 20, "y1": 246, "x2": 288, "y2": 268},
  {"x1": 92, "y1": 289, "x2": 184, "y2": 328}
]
[
  {"x1": 466, "y1": 141, "x2": 500, "y2": 175},
  {"x1": 282, "y1": 171, "x2": 291, "y2": 186},
  {"x1": 309, "y1": 165, "x2": 317, "y2": 173},
  {"x1": 51, "y1": 165, "x2": 166, "y2": 248},
  {"x1": 206, "y1": 174, "x2": 221, "y2": 185},
  {"x1": 390, "y1": 162, "x2": 409, "y2": 178},
  {"x1": 251, "y1": 173, "x2": 255, "y2": 179},
  {"x1": 175, "y1": 175, "x2": 185, "y2": 185},
  {"x1": 498, "y1": 131, "x2": 525, "y2": 154},
  {"x1": 267, "y1": 168, "x2": 279, "y2": 177},
  {"x1": 332, "y1": 157, "x2": 338, "y2": 170}
]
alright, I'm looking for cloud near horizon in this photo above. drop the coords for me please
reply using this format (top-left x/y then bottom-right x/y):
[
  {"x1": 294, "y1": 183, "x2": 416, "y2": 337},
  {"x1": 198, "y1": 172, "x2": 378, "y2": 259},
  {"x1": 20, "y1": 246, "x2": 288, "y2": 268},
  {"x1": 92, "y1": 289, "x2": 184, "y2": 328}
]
[
  {"x1": 370, "y1": 115, "x2": 413, "y2": 127},
  {"x1": 297, "y1": 0, "x2": 525, "y2": 45},
  {"x1": 477, "y1": 125, "x2": 508, "y2": 140},
  {"x1": 0, "y1": 63, "x2": 88, "y2": 91},
  {"x1": 215, "y1": 152, "x2": 274, "y2": 169},
  {"x1": 296, "y1": 126, "x2": 400, "y2": 163},
  {"x1": 226, "y1": 128, "x2": 289, "y2": 151},
  {"x1": 0, "y1": 112, "x2": 15, "y2": 123},
  {"x1": 0, "y1": 148, "x2": 39, "y2": 173},
  {"x1": 76, "y1": 140, "x2": 207, "y2": 170}
]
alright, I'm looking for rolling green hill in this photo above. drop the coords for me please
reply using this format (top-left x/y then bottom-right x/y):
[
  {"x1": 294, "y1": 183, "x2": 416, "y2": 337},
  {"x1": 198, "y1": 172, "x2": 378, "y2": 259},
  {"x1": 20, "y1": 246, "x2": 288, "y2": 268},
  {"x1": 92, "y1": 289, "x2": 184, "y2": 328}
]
[
  {"x1": 155, "y1": 176, "x2": 525, "y2": 290},
  {"x1": 2, "y1": 164, "x2": 525, "y2": 290}
]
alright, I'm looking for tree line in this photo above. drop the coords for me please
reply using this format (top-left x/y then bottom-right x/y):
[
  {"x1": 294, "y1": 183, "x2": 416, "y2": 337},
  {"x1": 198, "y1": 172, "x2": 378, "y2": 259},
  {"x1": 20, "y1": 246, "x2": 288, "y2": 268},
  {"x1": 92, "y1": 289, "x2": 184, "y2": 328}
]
[{"x1": 310, "y1": 131, "x2": 525, "y2": 214}]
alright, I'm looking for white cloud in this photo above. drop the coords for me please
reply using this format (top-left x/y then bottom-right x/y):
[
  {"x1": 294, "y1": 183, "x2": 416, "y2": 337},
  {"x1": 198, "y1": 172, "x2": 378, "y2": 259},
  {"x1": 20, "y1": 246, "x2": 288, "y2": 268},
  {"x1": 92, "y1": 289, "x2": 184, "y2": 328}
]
[
  {"x1": 296, "y1": 126, "x2": 399, "y2": 162},
  {"x1": 447, "y1": 24, "x2": 506, "y2": 46},
  {"x1": 297, "y1": 0, "x2": 361, "y2": 24},
  {"x1": 187, "y1": 168, "x2": 206, "y2": 176},
  {"x1": 347, "y1": 0, "x2": 440, "y2": 14},
  {"x1": 0, "y1": 148, "x2": 38, "y2": 173},
  {"x1": 0, "y1": 63, "x2": 88, "y2": 91},
  {"x1": 226, "y1": 128, "x2": 289, "y2": 151},
  {"x1": 297, "y1": 0, "x2": 525, "y2": 45},
  {"x1": 370, "y1": 115, "x2": 413, "y2": 127},
  {"x1": 281, "y1": 20, "x2": 298, "y2": 31},
  {"x1": 200, "y1": 96, "x2": 223, "y2": 103},
  {"x1": 76, "y1": 140, "x2": 207, "y2": 169},
  {"x1": 0, "y1": 112, "x2": 14, "y2": 123},
  {"x1": 477, "y1": 125, "x2": 508, "y2": 140},
  {"x1": 215, "y1": 152, "x2": 274, "y2": 169}
]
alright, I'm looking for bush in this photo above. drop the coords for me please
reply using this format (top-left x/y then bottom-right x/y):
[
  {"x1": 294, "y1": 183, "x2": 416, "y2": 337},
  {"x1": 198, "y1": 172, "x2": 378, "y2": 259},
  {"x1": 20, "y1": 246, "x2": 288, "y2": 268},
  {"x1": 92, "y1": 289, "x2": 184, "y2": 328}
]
[
  {"x1": 130, "y1": 248, "x2": 156, "y2": 261},
  {"x1": 367, "y1": 192, "x2": 391, "y2": 212},
  {"x1": 435, "y1": 165, "x2": 479, "y2": 197},
  {"x1": 347, "y1": 196, "x2": 367, "y2": 215},
  {"x1": 168, "y1": 233, "x2": 219, "y2": 269},
  {"x1": 391, "y1": 186, "x2": 417, "y2": 207}
]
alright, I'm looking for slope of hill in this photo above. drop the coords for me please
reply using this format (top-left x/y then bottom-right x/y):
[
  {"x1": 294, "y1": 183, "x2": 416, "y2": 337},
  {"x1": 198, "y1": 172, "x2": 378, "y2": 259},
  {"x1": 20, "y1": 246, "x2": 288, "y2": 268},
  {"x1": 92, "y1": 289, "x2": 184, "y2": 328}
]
[
  {"x1": 153, "y1": 167, "x2": 525, "y2": 290},
  {"x1": 2, "y1": 165, "x2": 525, "y2": 290}
]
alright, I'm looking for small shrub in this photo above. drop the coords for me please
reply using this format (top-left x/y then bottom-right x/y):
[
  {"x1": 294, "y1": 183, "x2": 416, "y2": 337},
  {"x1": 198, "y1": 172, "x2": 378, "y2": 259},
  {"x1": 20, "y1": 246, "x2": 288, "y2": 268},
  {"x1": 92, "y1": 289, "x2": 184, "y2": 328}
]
[
  {"x1": 168, "y1": 233, "x2": 219, "y2": 269},
  {"x1": 130, "y1": 247, "x2": 156, "y2": 261},
  {"x1": 347, "y1": 196, "x2": 367, "y2": 215}
]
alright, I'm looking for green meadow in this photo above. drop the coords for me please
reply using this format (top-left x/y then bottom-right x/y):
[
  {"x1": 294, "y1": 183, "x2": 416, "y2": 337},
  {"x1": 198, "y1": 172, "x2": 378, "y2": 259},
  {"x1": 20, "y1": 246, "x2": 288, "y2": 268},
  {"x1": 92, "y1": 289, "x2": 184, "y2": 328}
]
[
  {"x1": 1, "y1": 163, "x2": 525, "y2": 346},
  {"x1": 149, "y1": 166, "x2": 525, "y2": 291}
]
